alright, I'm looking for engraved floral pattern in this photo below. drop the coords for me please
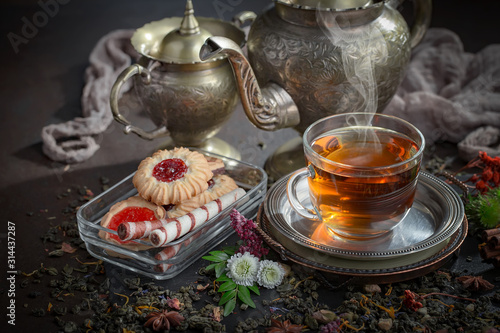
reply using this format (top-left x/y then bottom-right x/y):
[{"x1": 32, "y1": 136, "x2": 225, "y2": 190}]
[
  {"x1": 133, "y1": 61, "x2": 238, "y2": 145},
  {"x1": 247, "y1": 6, "x2": 411, "y2": 134}
]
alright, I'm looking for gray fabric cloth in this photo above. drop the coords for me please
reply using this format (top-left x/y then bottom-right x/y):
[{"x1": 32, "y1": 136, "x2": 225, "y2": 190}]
[
  {"x1": 457, "y1": 126, "x2": 500, "y2": 161},
  {"x1": 384, "y1": 28, "x2": 500, "y2": 160},
  {"x1": 41, "y1": 29, "x2": 136, "y2": 163}
]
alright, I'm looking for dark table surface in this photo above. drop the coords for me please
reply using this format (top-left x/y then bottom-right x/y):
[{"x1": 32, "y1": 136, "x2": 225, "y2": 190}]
[{"x1": 1, "y1": 1, "x2": 500, "y2": 332}]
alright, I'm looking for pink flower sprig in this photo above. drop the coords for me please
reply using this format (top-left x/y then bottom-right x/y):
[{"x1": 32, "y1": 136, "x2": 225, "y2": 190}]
[{"x1": 230, "y1": 209, "x2": 269, "y2": 259}]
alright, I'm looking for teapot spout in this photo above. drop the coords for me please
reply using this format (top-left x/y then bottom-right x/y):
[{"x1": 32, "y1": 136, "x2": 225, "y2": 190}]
[{"x1": 200, "y1": 36, "x2": 300, "y2": 131}]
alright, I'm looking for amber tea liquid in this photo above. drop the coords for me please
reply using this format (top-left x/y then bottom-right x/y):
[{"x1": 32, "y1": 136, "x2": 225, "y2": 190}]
[{"x1": 308, "y1": 127, "x2": 420, "y2": 238}]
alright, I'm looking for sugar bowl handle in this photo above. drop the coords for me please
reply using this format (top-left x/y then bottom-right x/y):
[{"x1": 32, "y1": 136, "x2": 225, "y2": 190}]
[
  {"x1": 286, "y1": 167, "x2": 321, "y2": 221},
  {"x1": 110, "y1": 64, "x2": 169, "y2": 140}
]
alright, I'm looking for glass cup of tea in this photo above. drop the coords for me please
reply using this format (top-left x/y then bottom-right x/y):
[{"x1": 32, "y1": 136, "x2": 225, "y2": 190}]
[{"x1": 287, "y1": 113, "x2": 425, "y2": 239}]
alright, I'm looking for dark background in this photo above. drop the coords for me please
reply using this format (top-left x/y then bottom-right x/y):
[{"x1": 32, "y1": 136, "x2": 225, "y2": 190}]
[{"x1": 1, "y1": 0, "x2": 499, "y2": 332}]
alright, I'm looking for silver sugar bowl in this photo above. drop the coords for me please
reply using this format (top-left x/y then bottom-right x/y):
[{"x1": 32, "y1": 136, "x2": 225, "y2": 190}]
[{"x1": 110, "y1": 0, "x2": 246, "y2": 157}]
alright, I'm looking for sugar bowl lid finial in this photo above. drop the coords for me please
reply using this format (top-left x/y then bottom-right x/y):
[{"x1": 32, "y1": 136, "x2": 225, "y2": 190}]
[
  {"x1": 179, "y1": 0, "x2": 200, "y2": 35},
  {"x1": 148, "y1": 0, "x2": 213, "y2": 63}
]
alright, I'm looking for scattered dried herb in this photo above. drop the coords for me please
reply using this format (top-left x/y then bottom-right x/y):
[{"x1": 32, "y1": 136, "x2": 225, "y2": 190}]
[
  {"x1": 313, "y1": 309, "x2": 338, "y2": 324},
  {"x1": 18, "y1": 173, "x2": 500, "y2": 333},
  {"x1": 461, "y1": 151, "x2": 500, "y2": 193},
  {"x1": 266, "y1": 318, "x2": 304, "y2": 333},
  {"x1": 402, "y1": 289, "x2": 424, "y2": 311}
]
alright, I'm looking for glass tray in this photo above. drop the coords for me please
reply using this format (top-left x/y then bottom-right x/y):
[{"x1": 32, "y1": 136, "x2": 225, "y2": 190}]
[{"x1": 77, "y1": 149, "x2": 267, "y2": 280}]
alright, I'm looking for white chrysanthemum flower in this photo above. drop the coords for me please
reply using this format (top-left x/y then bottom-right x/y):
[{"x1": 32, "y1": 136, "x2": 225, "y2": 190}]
[
  {"x1": 226, "y1": 252, "x2": 259, "y2": 286},
  {"x1": 257, "y1": 260, "x2": 285, "y2": 289}
]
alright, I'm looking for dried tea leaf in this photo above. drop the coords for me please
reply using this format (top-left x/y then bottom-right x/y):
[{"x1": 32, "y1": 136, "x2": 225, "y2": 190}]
[
  {"x1": 166, "y1": 297, "x2": 183, "y2": 310},
  {"x1": 312, "y1": 309, "x2": 337, "y2": 324},
  {"x1": 266, "y1": 318, "x2": 304, "y2": 333},
  {"x1": 196, "y1": 283, "x2": 210, "y2": 291},
  {"x1": 213, "y1": 306, "x2": 222, "y2": 322},
  {"x1": 364, "y1": 284, "x2": 382, "y2": 294},
  {"x1": 48, "y1": 249, "x2": 64, "y2": 257},
  {"x1": 61, "y1": 242, "x2": 77, "y2": 254},
  {"x1": 62, "y1": 264, "x2": 73, "y2": 276}
]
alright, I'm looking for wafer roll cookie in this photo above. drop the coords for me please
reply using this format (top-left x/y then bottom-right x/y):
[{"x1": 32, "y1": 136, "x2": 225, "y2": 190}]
[
  {"x1": 154, "y1": 244, "x2": 182, "y2": 272},
  {"x1": 118, "y1": 218, "x2": 175, "y2": 241},
  {"x1": 154, "y1": 233, "x2": 200, "y2": 272},
  {"x1": 150, "y1": 188, "x2": 246, "y2": 247}
]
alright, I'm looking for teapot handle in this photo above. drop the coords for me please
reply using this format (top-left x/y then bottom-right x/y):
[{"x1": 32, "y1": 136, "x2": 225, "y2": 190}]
[
  {"x1": 232, "y1": 11, "x2": 257, "y2": 28},
  {"x1": 110, "y1": 64, "x2": 169, "y2": 140},
  {"x1": 388, "y1": 0, "x2": 432, "y2": 48}
]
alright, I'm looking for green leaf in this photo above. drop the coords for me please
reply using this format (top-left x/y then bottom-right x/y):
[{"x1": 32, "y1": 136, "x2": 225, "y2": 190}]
[
  {"x1": 248, "y1": 284, "x2": 260, "y2": 296},
  {"x1": 223, "y1": 246, "x2": 238, "y2": 255},
  {"x1": 218, "y1": 281, "x2": 237, "y2": 292},
  {"x1": 214, "y1": 262, "x2": 226, "y2": 278},
  {"x1": 219, "y1": 289, "x2": 237, "y2": 306},
  {"x1": 237, "y1": 285, "x2": 256, "y2": 308},
  {"x1": 223, "y1": 297, "x2": 236, "y2": 317},
  {"x1": 208, "y1": 251, "x2": 229, "y2": 261},
  {"x1": 216, "y1": 272, "x2": 230, "y2": 282},
  {"x1": 205, "y1": 263, "x2": 217, "y2": 271},
  {"x1": 202, "y1": 255, "x2": 223, "y2": 263}
]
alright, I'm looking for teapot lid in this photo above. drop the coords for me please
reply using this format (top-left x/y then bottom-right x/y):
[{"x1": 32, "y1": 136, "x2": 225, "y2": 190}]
[
  {"x1": 136, "y1": 0, "x2": 213, "y2": 64},
  {"x1": 275, "y1": 0, "x2": 373, "y2": 10}
]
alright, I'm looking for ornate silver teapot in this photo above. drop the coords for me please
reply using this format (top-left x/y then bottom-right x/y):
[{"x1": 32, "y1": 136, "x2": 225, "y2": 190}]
[
  {"x1": 200, "y1": 0, "x2": 431, "y2": 178},
  {"x1": 110, "y1": 0, "x2": 246, "y2": 157},
  {"x1": 200, "y1": 0, "x2": 432, "y2": 133}
]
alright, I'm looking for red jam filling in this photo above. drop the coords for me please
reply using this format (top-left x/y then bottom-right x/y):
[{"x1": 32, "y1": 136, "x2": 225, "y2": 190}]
[
  {"x1": 153, "y1": 158, "x2": 188, "y2": 183},
  {"x1": 207, "y1": 178, "x2": 215, "y2": 189},
  {"x1": 108, "y1": 206, "x2": 156, "y2": 243}
]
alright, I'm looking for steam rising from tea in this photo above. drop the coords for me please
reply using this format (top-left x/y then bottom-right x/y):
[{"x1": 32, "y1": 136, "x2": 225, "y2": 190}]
[{"x1": 316, "y1": 4, "x2": 390, "y2": 148}]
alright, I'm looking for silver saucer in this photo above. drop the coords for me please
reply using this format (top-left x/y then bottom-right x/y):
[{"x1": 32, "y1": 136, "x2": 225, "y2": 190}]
[{"x1": 264, "y1": 172, "x2": 465, "y2": 260}]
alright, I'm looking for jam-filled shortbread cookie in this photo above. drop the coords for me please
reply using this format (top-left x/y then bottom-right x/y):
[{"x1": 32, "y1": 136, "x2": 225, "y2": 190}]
[
  {"x1": 133, "y1": 148, "x2": 213, "y2": 205},
  {"x1": 205, "y1": 156, "x2": 226, "y2": 176},
  {"x1": 166, "y1": 174, "x2": 238, "y2": 218},
  {"x1": 98, "y1": 196, "x2": 166, "y2": 254}
]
